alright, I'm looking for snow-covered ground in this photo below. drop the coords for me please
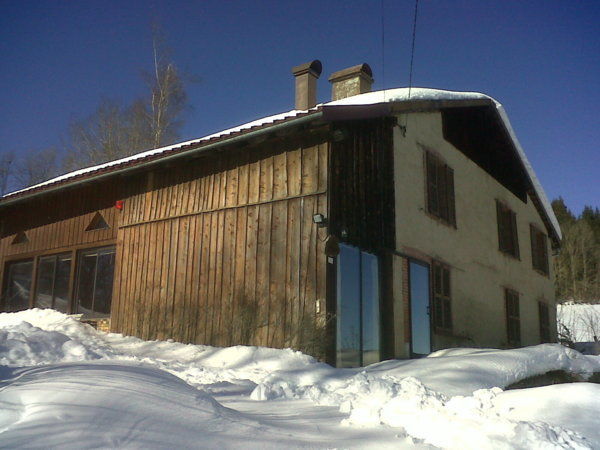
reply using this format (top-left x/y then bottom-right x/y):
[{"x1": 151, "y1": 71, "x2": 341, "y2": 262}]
[{"x1": 1, "y1": 309, "x2": 599, "y2": 449}]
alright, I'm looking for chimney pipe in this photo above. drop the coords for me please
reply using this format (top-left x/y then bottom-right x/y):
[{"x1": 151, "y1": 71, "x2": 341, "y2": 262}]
[
  {"x1": 329, "y1": 63, "x2": 373, "y2": 101},
  {"x1": 291, "y1": 60, "x2": 322, "y2": 110}
]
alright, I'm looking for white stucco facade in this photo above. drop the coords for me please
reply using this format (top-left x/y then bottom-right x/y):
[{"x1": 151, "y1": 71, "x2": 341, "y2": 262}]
[{"x1": 392, "y1": 111, "x2": 556, "y2": 358}]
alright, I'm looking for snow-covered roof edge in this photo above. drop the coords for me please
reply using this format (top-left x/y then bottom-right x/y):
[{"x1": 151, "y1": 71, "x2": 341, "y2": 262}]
[
  {"x1": 327, "y1": 87, "x2": 561, "y2": 241},
  {"x1": 2, "y1": 87, "x2": 560, "y2": 241},
  {"x1": 2, "y1": 108, "x2": 313, "y2": 199}
]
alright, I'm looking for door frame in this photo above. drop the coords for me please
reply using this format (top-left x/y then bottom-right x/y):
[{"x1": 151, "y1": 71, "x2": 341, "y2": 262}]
[{"x1": 407, "y1": 258, "x2": 433, "y2": 357}]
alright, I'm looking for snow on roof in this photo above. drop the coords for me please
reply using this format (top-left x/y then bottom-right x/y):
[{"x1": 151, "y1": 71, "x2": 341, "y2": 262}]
[{"x1": 2, "y1": 87, "x2": 560, "y2": 240}]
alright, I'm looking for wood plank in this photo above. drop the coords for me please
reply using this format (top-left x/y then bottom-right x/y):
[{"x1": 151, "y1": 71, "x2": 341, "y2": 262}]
[
  {"x1": 255, "y1": 202, "x2": 272, "y2": 346},
  {"x1": 272, "y1": 152, "x2": 288, "y2": 200},
  {"x1": 259, "y1": 155, "x2": 274, "y2": 203},
  {"x1": 287, "y1": 147, "x2": 302, "y2": 197},
  {"x1": 220, "y1": 208, "x2": 236, "y2": 345},
  {"x1": 284, "y1": 198, "x2": 301, "y2": 347},
  {"x1": 268, "y1": 200, "x2": 287, "y2": 347},
  {"x1": 198, "y1": 212, "x2": 212, "y2": 343},
  {"x1": 301, "y1": 145, "x2": 319, "y2": 195},
  {"x1": 243, "y1": 205, "x2": 259, "y2": 345},
  {"x1": 231, "y1": 206, "x2": 248, "y2": 345},
  {"x1": 213, "y1": 210, "x2": 225, "y2": 345}
]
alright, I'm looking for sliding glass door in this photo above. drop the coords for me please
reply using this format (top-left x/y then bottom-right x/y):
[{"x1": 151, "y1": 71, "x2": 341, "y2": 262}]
[{"x1": 336, "y1": 244, "x2": 381, "y2": 367}]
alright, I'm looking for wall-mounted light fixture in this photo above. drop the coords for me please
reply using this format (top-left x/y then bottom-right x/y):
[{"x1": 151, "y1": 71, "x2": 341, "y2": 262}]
[
  {"x1": 312, "y1": 213, "x2": 327, "y2": 227},
  {"x1": 115, "y1": 200, "x2": 124, "y2": 210}
]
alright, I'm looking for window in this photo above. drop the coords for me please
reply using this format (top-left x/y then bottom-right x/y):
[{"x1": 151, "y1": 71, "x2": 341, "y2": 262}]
[
  {"x1": 34, "y1": 253, "x2": 72, "y2": 313},
  {"x1": 74, "y1": 246, "x2": 116, "y2": 318},
  {"x1": 530, "y1": 225, "x2": 549, "y2": 275},
  {"x1": 3, "y1": 259, "x2": 33, "y2": 311},
  {"x1": 425, "y1": 150, "x2": 456, "y2": 226},
  {"x1": 505, "y1": 288, "x2": 521, "y2": 347},
  {"x1": 432, "y1": 261, "x2": 452, "y2": 331},
  {"x1": 538, "y1": 301, "x2": 551, "y2": 343},
  {"x1": 496, "y1": 200, "x2": 519, "y2": 258}
]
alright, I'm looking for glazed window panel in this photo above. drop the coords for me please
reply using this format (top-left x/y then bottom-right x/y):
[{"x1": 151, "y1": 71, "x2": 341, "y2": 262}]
[
  {"x1": 34, "y1": 253, "x2": 72, "y2": 313},
  {"x1": 3, "y1": 260, "x2": 33, "y2": 311},
  {"x1": 75, "y1": 246, "x2": 116, "y2": 318}
]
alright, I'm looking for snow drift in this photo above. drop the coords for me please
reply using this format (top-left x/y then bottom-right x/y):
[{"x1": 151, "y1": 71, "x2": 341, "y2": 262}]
[{"x1": 1, "y1": 309, "x2": 599, "y2": 449}]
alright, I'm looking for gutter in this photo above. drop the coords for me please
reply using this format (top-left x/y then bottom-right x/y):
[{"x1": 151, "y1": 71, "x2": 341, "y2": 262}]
[{"x1": 0, "y1": 111, "x2": 323, "y2": 209}]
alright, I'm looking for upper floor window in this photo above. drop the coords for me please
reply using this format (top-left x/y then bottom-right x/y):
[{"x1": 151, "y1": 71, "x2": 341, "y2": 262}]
[
  {"x1": 425, "y1": 150, "x2": 456, "y2": 226},
  {"x1": 496, "y1": 200, "x2": 519, "y2": 258},
  {"x1": 432, "y1": 260, "x2": 452, "y2": 332},
  {"x1": 505, "y1": 288, "x2": 521, "y2": 347},
  {"x1": 530, "y1": 225, "x2": 549, "y2": 275}
]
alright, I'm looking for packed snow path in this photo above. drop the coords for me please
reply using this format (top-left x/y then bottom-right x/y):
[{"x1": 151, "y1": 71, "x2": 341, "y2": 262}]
[{"x1": 0, "y1": 309, "x2": 599, "y2": 449}]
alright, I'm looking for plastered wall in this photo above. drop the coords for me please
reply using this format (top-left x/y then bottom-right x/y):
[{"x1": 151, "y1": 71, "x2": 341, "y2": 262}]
[{"x1": 392, "y1": 112, "x2": 556, "y2": 357}]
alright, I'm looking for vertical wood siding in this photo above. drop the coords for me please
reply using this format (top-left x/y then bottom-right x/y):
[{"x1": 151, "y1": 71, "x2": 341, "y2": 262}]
[
  {"x1": 0, "y1": 180, "x2": 121, "y2": 261},
  {"x1": 111, "y1": 136, "x2": 329, "y2": 349}
]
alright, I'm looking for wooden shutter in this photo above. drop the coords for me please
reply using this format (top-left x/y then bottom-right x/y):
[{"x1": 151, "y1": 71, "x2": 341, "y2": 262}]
[
  {"x1": 426, "y1": 152, "x2": 439, "y2": 215},
  {"x1": 510, "y1": 210, "x2": 519, "y2": 258},
  {"x1": 446, "y1": 166, "x2": 456, "y2": 226}
]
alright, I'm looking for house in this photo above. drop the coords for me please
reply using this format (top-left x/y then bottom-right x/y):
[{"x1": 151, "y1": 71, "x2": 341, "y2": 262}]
[{"x1": 0, "y1": 61, "x2": 561, "y2": 367}]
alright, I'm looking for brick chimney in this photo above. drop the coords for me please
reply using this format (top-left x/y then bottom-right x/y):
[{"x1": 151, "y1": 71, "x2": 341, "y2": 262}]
[
  {"x1": 328, "y1": 63, "x2": 373, "y2": 101},
  {"x1": 291, "y1": 60, "x2": 322, "y2": 110}
]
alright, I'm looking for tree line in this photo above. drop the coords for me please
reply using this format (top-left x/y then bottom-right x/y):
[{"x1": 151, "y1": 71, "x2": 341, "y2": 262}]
[
  {"x1": 552, "y1": 198, "x2": 600, "y2": 303},
  {"x1": 0, "y1": 29, "x2": 188, "y2": 195}
]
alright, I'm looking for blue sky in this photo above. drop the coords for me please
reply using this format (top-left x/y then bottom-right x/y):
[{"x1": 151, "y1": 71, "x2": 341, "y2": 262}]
[{"x1": 1, "y1": 0, "x2": 598, "y2": 214}]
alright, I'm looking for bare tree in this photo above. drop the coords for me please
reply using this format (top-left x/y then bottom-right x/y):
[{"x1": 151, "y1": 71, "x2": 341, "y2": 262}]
[
  {"x1": 0, "y1": 151, "x2": 14, "y2": 195},
  {"x1": 14, "y1": 147, "x2": 59, "y2": 188},
  {"x1": 141, "y1": 25, "x2": 187, "y2": 149},
  {"x1": 64, "y1": 26, "x2": 188, "y2": 172}
]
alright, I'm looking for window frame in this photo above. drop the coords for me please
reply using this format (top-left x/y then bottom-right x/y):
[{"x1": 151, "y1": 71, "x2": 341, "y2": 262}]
[
  {"x1": 424, "y1": 150, "x2": 456, "y2": 227},
  {"x1": 496, "y1": 200, "x2": 520, "y2": 259},
  {"x1": 74, "y1": 245, "x2": 116, "y2": 318},
  {"x1": 2, "y1": 258, "x2": 34, "y2": 312},
  {"x1": 504, "y1": 288, "x2": 521, "y2": 347},
  {"x1": 33, "y1": 252, "x2": 73, "y2": 312},
  {"x1": 530, "y1": 224, "x2": 549, "y2": 276},
  {"x1": 432, "y1": 260, "x2": 452, "y2": 333}
]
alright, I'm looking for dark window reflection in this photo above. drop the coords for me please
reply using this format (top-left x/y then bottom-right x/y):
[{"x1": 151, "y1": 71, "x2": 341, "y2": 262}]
[
  {"x1": 336, "y1": 244, "x2": 381, "y2": 368},
  {"x1": 54, "y1": 255, "x2": 71, "y2": 313},
  {"x1": 5, "y1": 260, "x2": 33, "y2": 311},
  {"x1": 75, "y1": 247, "x2": 115, "y2": 317},
  {"x1": 35, "y1": 256, "x2": 56, "y2": 309},
  {"x1": 410, "y1": 262, "x2": 431, "y2": 355}
]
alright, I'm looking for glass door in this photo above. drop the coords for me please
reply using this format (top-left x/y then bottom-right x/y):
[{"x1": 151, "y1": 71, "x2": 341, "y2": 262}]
[
  {"x1": 336, "y1": 244, "x2": 381, "y2": 367},
  {"x1": 409, "y1": 261, "x2": 431, "y2": 356}
]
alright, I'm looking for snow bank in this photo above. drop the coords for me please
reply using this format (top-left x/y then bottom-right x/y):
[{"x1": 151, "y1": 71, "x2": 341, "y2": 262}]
[
  {"x1": 0, "y1": 362, "x2": 273, "y2": 449},
  {"x1": 1, "y1": 309, "x2": 599, "y2": 449}
]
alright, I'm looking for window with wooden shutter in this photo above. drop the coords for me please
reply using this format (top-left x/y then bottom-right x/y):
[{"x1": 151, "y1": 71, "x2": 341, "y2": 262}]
[
  {"x1": 538, "y1": 301, "x2": 551, "y2": 343},
  {"x1": 432, "y1": 261, "x2": 452, "y2": 331},
  {"x1": 425, "y1": 150, "x2": 456, "y2": 226},
  {"x1": 505, "y1": 288, "x2": 521, "y2": 347},
  {"x1": 496, "y1": 200, "x2": 519, "y2": 258},
  {"x1": 530, "y1": 225, "x2": 549, "y2": 275}
]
